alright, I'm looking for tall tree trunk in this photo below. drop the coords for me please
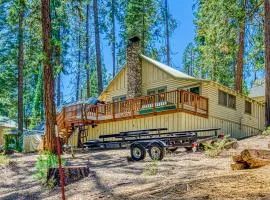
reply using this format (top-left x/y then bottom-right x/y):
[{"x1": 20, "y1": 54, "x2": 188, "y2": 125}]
[
  {"x1": 111, "y1": 0, "x2": 116, "y2": 77},
  {"x1": 93, "y1": 0, "x2": 103, "y2": 95},
  {"x1": 86, "y1": 3, "x2": 91, "y2": 98},
  {"x1": 17, "y1": 2, "x2": 24, "y2": 149},
  {"x1": 141, "y1": 1, "x2": 145, "y2": 54},
  {"x1": 56, "y1": 29, "x2": 61, "y2": 106},
  {"x1": 76, "y1": 34, "x2": 81, "y2": 101},
  {"x1": 41, "y1": 0, "x2": 56, "y2": 153},
  {"x1": 57, "y1": 74, "x2": 60, "y2": 106},
  {"x1": 165, "y1": 0, "x2": 170, "y2": 66},
  {"x1": 264, "y1": 0, "x2": 270, "y2": 126},
  {"x1": 235, "y1": 0, "x2": 247, "y2": 93}
]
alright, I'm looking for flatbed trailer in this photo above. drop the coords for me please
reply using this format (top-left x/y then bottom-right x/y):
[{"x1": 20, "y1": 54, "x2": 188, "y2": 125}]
[{"x1": 83, "y1": 128, "x2": 221, "y2": 161}]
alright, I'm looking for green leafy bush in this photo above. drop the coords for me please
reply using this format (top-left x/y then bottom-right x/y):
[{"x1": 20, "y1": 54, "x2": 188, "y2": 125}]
[
  {"x1": 34, "y1": 151, "x2": 66, "y2": 184},
  {"x1": 203, "y1": 136, "x2": 232, "y2": 158},
  {"x1": 261, "y1": 127, "x2": 270, "y2": 136}
]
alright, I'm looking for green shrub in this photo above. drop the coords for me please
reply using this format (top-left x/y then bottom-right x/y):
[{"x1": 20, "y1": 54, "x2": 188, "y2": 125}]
[
  {"x1": 34, "y1": 151, "x2": 66, "y2": 184},
  {"x1": 144, "y1": 159, "x2": 158, "y2": 175},
  {"x1": 203, "y1": 136, "x2": 231, "y2": 158},
  {"x1": 261, "y1": 127, "x2": 270, "y2": 136}
]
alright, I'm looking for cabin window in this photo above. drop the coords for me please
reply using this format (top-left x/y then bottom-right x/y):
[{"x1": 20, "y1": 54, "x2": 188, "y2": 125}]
[
  {"x1": 218, "y1": 90, "x2": 227, "y2": 106},
  {"x1": 147, "y1": 86, "x2": 167, "y2": 95},
  {"x1": 189, "y1": 86, "x2": 200, "y2": 95},
  {"x1": 218, "y1": 90, "x2": 236, "y2": 109},
  {"x1": 179, "y1": 85, "x2": 200, "y2": 95},
  {"x1": 245, "y1": 101, "x2": 252, "y2": 114},
  {"x1": 112, "y1": 95, "x2": 126, "y2": 102}
]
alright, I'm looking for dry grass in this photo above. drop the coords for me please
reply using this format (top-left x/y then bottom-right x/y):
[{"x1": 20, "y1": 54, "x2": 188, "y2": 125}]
[
  {"x1": 1, "y1": 136, "x2": 270, "y2": 200},
  {"x1": 0, "y1": 154, "x2": 10, "y2": 166}
]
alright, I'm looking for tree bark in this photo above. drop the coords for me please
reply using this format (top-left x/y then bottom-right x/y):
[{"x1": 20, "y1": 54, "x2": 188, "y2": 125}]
[
  {"x1": 165, "y1": 0, "x2": 170, "y2": 66},
  {"x1": 56, "y1": 29, "x2": 61, "y2": 106},
  {"x1": 41, "y1": 0, "x2": 57, "y2": 153},
  {"x1": 86, "y1": 3, "x2": 91, "y2": 98},
  {"x1": 17, "y1": 2, "x2": 24, "y2": 148},
  {"x1": 265, "y1": 0, "x2": 270, "y2": 126},
  {"x1": 111, "y1": 0, "x2": 116, "y2": 77},
  {"x1": 93, "y1": 0, "x2": 103, "y2": 95},
  {"x1": 57, "y1": 73, "x2": 61, "y2": 106},
  {"x1": 235, "y1": 0, "x2": 247, "y2": 93},
  {"x1": 76, "y1": 34, "x2": 81, "y2": 101},
  {"x1": 141, "y1": 1, "x2": 145, "y2": 54}
]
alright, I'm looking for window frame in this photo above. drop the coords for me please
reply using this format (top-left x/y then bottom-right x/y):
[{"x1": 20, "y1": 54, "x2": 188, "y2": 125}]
[
  {"x1": 245, "y1": 100, "x2": 252, "y2": 115},
  {"x1": 218, "y1": 90, "x2": 236, "y2": 110},
  {"x1": 112, "y1": 94, "x2": 127, "y2": 102},
  {"x1": 147, "y1": 86, "x2": 167, "y2": 95},
  {"x1": 178, "y1": 84, "x2": 201, "y2": 95}
]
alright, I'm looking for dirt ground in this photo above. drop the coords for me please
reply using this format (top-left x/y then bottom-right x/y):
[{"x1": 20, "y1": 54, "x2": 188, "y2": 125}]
[{"x1": 1, "y1": 135, "x2": 270, "y2": 200}]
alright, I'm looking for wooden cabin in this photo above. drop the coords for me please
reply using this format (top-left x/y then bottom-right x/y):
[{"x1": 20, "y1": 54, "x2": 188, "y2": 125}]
[
  {"x1": 57, "y1": 37, "x2": 265, "y2": 147},
  {"x1": 0, "y1": 116, "x2": 17, "y2": 146}
]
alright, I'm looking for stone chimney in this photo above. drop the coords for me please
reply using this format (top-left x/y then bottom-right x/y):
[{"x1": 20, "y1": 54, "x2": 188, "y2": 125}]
[{"x1": 127, "y1": 36, "x2": 142, "y2": 99}]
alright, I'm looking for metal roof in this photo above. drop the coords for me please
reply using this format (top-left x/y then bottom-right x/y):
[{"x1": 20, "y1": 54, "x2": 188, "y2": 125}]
[
  {"x1": 0, "y1": 116, "x2": 17, "y2": 128},
  {"x1": 249, "y1": 79, "x2": 265, "y2": 98},
  {"x1": 141, "y1": 55, "x2": 197, "y2": 80}
]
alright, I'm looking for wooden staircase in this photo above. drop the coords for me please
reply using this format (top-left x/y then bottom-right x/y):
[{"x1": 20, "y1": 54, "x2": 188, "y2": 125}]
[{"x1": 77, "y1": 125, "x2": 88, "y2": 148}]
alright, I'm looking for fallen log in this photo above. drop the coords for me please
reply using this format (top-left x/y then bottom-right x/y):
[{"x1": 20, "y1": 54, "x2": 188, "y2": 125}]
[
  {"x1": 231, "y1": 162, "x2": 248, "y2": 170},
  {"x1": 241, "y1": 149, "x2": 270, "y2": 168},
  {"x1": 47, "y1": 166, "x2": 89, "y2": 186},
  {"x1": 232, "y1": 154, "x2": 245, "y2": 163}
]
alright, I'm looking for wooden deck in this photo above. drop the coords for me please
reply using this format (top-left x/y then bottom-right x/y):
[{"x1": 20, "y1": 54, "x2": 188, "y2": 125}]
[{"x1": 56, "y1": 90, "x2": 208, "y2": 132}]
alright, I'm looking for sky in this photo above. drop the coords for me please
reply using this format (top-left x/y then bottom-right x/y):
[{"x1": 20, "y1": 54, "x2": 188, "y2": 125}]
[{"x1": 62, "y1": 0, "x2": 196, "y2": 102}]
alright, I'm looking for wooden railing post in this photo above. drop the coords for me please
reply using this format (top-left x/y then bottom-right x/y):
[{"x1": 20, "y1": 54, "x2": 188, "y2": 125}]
[
  {"x1": 177, "y1": 90, "x2": 180, "y2": 110},
  {"x1": 206, "y1": 98, "x2": 209, "y2": 116},
  {"x1": 112, "y1": 101, "x2": 115, "y2": 120},
  {"x1": 195, "y1": 95, "x2": 198, "y2": 113},
  {"x1": 96, "y1": 105, "x2": 99, "y2": 121},
  {"x1": 153, "y1": 95, "x2": 156, "y2": 114},
  {"x1": 63, "y1": 107, "x2": 66, "y2": 127},
  {"x1": 181, "y1": 91, "x2": 184, "y2": 110},
  {"x1": 131, "y1": 99, "x2": 134, "y2": 118}
]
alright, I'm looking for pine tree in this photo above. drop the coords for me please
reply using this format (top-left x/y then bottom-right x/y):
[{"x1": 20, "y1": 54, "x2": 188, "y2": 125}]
[
  {"x1": 86, "y1": 2, "x2": 91, "y2": 97},
  {"x1": 164, "y1": 0, "x2": 170, "y2": 66},
  {"x1": 235, "y1": 0, "x2": 247, "y2": 93},
  {"x1": 264, "y1": 0, "x2": 270, "y2": 126},
  {"x1": 17, "y1": 0, "x2": 25, "y2": 150},
  {"x1": 93, "y1": 0, "x2": 103, "y2": 95},
  {"x1": 41, "y1": 0, "x2": 56, "y2": 153}
]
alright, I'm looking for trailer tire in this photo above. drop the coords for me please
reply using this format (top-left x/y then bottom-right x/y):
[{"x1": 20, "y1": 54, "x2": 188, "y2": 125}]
[
  {"x1": 130, "y1": 144, "x2": 146, "y2": 161},
  {"x1": 148, "y1": 143, "x2": 165, "y2": 161}
]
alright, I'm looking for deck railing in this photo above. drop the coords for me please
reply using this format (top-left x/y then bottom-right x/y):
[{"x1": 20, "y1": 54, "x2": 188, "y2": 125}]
[{"x1": 57, "y1": 90, "x2": 209, "y2": 129}]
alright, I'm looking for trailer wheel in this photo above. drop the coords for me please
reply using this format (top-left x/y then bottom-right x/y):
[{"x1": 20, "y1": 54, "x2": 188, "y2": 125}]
[
  {"x1": 148, "y1": 143, "x2": 165, "y2": 161},
  {"x1": 130, "y1": 144, "x2": 146, "y2": 161}
]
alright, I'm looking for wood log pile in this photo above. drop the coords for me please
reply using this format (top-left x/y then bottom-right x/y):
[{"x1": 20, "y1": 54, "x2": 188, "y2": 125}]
[
  {"x1": 47, "y1": 166, "x2": 90, "y2": 186},
  {"x1": 231, "y1": 149, "x2": 270, "y2": 170}
]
